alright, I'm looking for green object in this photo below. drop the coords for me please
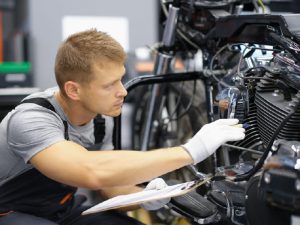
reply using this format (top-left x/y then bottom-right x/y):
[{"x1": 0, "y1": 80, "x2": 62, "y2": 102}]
[{"x1": 0, "y1": 62, "x2": 31, "y2": 73}]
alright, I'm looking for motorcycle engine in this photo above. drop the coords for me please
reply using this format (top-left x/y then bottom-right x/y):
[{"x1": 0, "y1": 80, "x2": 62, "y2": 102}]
[
  {"x1": 212, "y1": 51, "x2": 300, "y2": 223},
  {"x1": 222, "y1": 52, "x2": 300, "y2": 152}
]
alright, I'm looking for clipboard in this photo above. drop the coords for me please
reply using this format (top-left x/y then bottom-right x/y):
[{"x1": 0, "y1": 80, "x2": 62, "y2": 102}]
[{"x1": 82, "y1": 176, "x2": 212, "y2": 215}]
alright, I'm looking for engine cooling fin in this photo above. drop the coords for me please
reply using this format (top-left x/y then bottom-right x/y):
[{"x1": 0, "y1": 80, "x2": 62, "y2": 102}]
[{"x1": 255, "y1": 73, "x2": 300, "y2": 147}]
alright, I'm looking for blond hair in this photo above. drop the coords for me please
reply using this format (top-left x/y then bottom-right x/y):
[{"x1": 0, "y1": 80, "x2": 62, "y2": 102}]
[{"x1": 55, "y1": 29, "x2": 126, "y2": 95}]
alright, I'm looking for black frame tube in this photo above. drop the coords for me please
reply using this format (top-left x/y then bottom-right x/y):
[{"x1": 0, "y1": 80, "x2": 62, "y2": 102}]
[{"x1": 113, "y1": 71, "x2": 206, "y2": 149}]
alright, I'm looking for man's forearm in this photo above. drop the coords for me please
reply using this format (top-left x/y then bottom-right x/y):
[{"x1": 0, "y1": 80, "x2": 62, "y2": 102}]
[
  {"x1": 87, "y1": 146, "x2": 192, "y2": 188},
  {"x1": 31, "y1": 140, "x2": 192, "y2": 190}
]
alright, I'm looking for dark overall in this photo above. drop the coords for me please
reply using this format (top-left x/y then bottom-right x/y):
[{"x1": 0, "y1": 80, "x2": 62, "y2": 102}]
[{"x1": 0, "y1": 98, "x2": 144, "y2": 225}]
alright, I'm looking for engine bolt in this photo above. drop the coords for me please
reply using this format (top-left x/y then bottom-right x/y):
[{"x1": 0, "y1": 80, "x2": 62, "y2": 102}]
[
  {"x1": 264, "y1": 172, "x2": 271, "y2": 184},
  {"x1": 295, "y1": 180, "x2": 300, "y2": 192}
]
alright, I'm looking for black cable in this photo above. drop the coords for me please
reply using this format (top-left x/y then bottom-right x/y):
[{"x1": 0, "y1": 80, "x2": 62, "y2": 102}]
[
  {"x1": 153, "y1": 80, "x2": 196, "y2": 148},
  {"x1": 209, "y1": 44, "x2": 233, "y2": 88},
  {"x1": 169, "y1": 79, "x2": 197, "y2": 121},
  {"x1": 165, "y1": 82, "x2": 185, "y2": 120},
  {"x1": 209, "y1": 43, "x2": 282, "y2": 89},
  {"x1": 160, "y1": 79, "x2": 196, "y2": 129},
  {"x1": 159, "y1": 49, "x2": 197, "y2": 125}
]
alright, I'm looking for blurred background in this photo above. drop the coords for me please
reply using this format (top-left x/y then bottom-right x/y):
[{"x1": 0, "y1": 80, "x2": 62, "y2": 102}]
[
  {"x1": 0, "y1": 0, "x2": 159, "y2": 89},
  {"x1": 1, "y1": 0, "x2": 300, "y2": 90}
]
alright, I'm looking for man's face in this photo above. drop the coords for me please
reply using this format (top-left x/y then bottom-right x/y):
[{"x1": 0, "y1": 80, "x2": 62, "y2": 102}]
[{"x1": 78, "y1": 61, "x2": 127, "y2": 117}]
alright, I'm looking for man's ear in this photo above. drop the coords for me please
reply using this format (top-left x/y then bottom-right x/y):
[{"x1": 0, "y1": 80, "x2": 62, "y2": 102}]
[{"x1": 64, "y1": 81, "x2": 80, "y2": 100}]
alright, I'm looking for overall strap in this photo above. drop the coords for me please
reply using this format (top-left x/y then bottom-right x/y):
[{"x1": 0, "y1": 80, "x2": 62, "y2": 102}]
[
  {"x1": 20, "y1": 97, "x2": 106, "y2": 144},
  {"x1": 93, "y1": 114, "x2": 106, "y2": 144},
  {"x1": 21, "y1": 98, "x2": 69, "y2": 140}
]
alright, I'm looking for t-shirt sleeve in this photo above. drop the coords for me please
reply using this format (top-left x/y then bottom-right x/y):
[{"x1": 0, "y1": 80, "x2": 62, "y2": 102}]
[{"x1": 7, "y1": 107, "x2": 65, "y2": 163}]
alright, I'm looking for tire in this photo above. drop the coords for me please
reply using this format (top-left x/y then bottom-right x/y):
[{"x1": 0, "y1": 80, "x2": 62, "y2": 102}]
[{"x1": 131, "y1": 80, "x2": 212, "y2": 179}]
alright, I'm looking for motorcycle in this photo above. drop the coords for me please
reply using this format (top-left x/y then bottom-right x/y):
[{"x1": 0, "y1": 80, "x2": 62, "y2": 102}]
[{"x1": 114, "y1": 0, "x2": 300, "y2": 224}]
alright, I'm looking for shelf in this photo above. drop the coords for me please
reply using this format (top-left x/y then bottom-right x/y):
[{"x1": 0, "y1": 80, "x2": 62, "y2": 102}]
[
  {"x1": 0, "y1": 0, "x2": 15, "y2": 10},
  {"x1": 0, "y1": 62, "x2": 31, "y2": 73}
]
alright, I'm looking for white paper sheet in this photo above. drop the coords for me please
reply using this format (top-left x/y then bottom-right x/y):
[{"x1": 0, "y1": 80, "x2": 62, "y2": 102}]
[{"x1": 82, "y1": 178, "x2": 211, "y2": 215}]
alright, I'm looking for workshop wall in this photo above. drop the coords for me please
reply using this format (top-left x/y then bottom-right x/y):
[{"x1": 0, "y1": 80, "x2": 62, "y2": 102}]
[{"x1": 28, "y1": 0, "x2": 158, "y2": 89}]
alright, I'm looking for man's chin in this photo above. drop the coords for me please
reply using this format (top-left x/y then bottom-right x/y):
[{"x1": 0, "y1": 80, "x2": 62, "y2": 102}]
[
  {"x1": 111, "y1": 112, "x2": 122, "y2": 117},
  {"x1": 104, "y1": 110, "x2": 122, "y2": 117}
]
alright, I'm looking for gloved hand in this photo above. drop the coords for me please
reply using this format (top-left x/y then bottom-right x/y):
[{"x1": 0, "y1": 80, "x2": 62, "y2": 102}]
[
  {"x1": 140, "y1": 178, "x2": 170, "y2": 211},
  {"x1": 182, "y1": 119, "x2": 245, "y2": 165}
]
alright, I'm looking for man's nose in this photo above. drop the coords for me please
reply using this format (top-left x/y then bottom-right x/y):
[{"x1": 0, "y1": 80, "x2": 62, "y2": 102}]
[{"x1": 117, "y1": 83, "x2": 128, "y2": 97}]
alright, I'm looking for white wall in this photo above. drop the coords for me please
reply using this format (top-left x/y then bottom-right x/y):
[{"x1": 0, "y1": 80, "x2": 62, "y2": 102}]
[{"x1": 28, "y1": 0, "x2": 158, "y2": 89}]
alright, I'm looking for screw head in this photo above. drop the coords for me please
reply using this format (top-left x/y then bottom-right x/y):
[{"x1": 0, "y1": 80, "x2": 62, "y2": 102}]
[
  {"x1": 264, "y1": 172, "x2": 271, "y2": 184},
  {"x1": 295, "y1": 180, "x2": 300, "y2": 192}
]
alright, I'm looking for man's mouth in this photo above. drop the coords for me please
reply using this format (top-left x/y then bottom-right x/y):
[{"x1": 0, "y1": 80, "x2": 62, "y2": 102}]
[{"x1": 114, "y1": 101, "x2": 124, "y2": 107}]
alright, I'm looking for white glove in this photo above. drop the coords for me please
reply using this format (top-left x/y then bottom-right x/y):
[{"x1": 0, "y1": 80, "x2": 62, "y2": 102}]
[
  {"x1": 140, "y1": 178, "x2": 170, "y2": 211},
  {"x1": 182, "y1": 119, "x2": 245, "y2": 165}
]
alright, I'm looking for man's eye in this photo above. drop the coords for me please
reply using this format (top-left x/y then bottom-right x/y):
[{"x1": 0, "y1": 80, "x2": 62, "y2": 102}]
[{"x1": 104, "y1": 83, "x2": 113, "y2": 89}]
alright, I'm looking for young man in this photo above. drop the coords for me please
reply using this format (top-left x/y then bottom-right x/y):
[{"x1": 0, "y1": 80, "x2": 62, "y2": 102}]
[{"x1": 0, "y1": 29, "x2": 245, "y2": 225}]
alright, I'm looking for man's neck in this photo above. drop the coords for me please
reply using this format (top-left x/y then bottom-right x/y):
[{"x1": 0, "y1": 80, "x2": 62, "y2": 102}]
[{"x1": 54, "y1": 91, "x2": 95, "y2": 126}]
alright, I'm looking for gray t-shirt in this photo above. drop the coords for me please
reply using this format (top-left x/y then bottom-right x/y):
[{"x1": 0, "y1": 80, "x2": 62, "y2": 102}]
[{"x1": 0, "y1": 87, "x2": 114, "y2": 186}]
